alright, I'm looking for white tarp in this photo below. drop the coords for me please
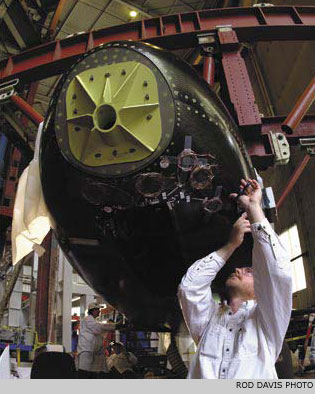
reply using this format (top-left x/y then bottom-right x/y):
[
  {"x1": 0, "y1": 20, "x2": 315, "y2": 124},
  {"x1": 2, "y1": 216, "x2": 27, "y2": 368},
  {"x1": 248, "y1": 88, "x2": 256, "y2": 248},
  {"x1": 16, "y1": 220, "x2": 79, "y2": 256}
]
[
  {"x1": 0, "y1": 345, "x2": 11, "y2": 379},
  {"x1": 12, "y1": 122, "x2": 53, "y2": 265}
]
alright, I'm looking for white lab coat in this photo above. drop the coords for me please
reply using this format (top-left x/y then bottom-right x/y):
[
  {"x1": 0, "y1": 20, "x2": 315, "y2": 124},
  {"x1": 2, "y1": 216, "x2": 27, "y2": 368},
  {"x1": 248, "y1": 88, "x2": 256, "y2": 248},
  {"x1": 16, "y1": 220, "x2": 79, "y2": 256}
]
[
  {"x1": 178, "y1": 218, "x2": 292, "y2": 379},
  {"x1": 77, "y1": 315, "x2": 115, "y2": 372}
]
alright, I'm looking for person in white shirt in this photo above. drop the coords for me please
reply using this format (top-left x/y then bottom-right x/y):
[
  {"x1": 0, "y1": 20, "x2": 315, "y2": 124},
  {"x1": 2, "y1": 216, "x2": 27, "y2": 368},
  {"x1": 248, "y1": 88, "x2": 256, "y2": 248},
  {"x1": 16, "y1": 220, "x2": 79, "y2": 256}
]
[
  {"x1": 178, "y1": 178, "x2": 292, "y2": 379},
  {"x1": 77, "y1": 303, "x2": 116, "y2": 378},
  {"x1": 106, "y1": 342, "x2": 138, "y2": 378}
]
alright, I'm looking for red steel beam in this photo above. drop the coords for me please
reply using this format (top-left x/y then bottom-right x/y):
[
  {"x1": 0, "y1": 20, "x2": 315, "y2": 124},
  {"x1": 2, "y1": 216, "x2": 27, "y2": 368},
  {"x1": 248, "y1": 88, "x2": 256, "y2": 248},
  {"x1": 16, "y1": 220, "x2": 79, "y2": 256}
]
[
  {"x1": 260, "y1": 115, "x2": 315, "y2": 143},
  {"x1": 246, "y1": 115, "x2": 315, "y2": 169},
  {"x1": 276, "y1": 154, "x2": 311, "y2": 210},
  {"x1": 10, "y1": 94, "x2": 44, "y2": 126},
  {"x1": 218, "y1": 28, "x2": 261, "y2": 130},
  {"x1": 0, "y1": 6, "x2": 314, "y2": 84},
  {"x1": 281, "y1": 75, "x2": 315, "y2": 135},
  {"x1": 22, "y1": 81, "x2": 39, "y2": 128},
  {"x1": 0, "y1": 147, "x2": 22, "y2": 217}
]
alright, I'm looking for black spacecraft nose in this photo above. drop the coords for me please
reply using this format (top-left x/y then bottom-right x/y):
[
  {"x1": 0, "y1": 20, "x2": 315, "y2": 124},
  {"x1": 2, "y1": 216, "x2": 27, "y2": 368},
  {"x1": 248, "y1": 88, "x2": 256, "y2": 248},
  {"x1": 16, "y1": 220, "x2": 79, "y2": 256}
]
[{"x1": 40, "y1": 41, "x2": 255, "y2": 329}]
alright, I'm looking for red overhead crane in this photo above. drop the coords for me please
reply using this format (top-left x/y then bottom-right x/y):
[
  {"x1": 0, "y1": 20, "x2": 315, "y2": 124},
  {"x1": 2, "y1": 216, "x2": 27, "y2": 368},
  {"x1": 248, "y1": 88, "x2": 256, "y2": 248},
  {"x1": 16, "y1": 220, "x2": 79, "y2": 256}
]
[{"x1": 0, "y1": 5, "x2": 314, "y2": 211}]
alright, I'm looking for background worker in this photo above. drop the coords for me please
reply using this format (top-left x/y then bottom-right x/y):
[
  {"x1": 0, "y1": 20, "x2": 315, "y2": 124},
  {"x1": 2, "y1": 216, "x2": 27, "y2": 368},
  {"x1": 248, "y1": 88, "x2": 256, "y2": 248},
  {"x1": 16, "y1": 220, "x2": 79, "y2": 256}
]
[
  {"x1": 77, "y1": 302, "x2": 116, "y2": 378},
  {"x1": 178, "y1": 179, "x2": 292, "y2": 379},
  {"x1": 106, "y1": 342, "x2": 138, "y2": 378}
]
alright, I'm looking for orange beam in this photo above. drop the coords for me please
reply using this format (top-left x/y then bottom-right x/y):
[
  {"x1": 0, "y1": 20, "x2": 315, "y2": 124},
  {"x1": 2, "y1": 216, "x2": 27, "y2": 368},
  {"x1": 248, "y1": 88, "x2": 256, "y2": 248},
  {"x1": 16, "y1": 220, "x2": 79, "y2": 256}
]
[
  {"x1": 281, "y1": 75, "x2": 315, "y2": 135},
  {"x1": 49, "y1": 0, "x2": 67, "y2": 38},
  {"x1": 10, "y1": 95, "x2": 43, "y2": 126},
  {"x1": 242, "y1": 0, "x2": 253, "y2": 6}
]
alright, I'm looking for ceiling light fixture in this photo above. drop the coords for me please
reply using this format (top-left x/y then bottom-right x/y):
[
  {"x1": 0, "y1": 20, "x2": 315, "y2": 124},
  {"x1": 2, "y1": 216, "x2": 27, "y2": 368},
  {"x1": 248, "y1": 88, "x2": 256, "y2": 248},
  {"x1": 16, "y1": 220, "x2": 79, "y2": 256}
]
[{"x1": 129, "y1": 10, "x2": 138, "y2": 18}]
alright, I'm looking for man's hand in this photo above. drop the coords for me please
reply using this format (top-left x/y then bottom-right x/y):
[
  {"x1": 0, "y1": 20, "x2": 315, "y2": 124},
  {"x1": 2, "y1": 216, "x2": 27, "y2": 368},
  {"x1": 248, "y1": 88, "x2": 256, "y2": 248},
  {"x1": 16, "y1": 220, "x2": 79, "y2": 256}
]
[
  {"x1": 217, "y1": 213, "x2": 251, "y2": 261},
  {"x1": 229, "y1": 213, "x2": 251, "y2": 249},
  {"x1": 230, "y1": 179, "x2": 265, "y2": 224}
]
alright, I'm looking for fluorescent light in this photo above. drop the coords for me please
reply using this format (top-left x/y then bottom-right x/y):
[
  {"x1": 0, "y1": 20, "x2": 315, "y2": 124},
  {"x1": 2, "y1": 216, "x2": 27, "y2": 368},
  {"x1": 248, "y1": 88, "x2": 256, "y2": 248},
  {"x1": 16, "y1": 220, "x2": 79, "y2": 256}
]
[
  {"x1": 72, "y1": 297, "x2": 80, "y2": 302},
  {"x1": 129, "y1": 10, "x2": 137, "y2": 17}
]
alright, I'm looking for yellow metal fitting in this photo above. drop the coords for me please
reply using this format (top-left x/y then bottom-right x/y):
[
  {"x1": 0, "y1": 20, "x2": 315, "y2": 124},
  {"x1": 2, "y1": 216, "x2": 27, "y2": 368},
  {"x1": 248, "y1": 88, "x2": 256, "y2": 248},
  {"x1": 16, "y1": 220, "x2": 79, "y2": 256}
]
[{"x1": 65, "y1": 61, "x2": 162, "y2": 167}]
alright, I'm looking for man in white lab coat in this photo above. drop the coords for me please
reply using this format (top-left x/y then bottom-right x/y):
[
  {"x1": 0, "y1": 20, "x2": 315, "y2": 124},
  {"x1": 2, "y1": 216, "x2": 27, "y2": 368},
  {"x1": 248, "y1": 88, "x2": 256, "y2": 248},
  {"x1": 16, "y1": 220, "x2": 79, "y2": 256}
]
[
  {"x1": 178, "y1": 179, "x2": 292, "y2": 379},
  {"x1": 77, "y1": 303, "x2": 116, "y2": 378}
]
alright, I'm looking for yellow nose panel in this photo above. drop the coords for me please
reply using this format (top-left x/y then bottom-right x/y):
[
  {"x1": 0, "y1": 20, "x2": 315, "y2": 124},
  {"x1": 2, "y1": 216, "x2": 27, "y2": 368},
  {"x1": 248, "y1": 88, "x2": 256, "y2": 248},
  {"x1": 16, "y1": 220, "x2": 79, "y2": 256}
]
[{"x1": 65, "y1": 61, "x2": 162, "y2": 167}]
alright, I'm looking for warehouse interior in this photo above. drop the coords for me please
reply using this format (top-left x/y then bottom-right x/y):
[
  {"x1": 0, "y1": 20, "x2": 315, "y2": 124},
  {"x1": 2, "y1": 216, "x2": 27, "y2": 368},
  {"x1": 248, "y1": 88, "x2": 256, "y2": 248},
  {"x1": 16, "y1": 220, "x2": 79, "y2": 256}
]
[{"x1": 0, "y1": 0, "x2": 314, "y2": 380}]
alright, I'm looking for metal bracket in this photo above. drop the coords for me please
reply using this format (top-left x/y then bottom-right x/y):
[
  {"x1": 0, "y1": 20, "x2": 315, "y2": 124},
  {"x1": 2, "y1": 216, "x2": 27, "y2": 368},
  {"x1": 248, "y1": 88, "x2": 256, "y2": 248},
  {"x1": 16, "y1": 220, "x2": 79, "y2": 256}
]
[
  {"x1": 216, "y1": 25, "x2": 232, "y2": 32},
  {"x1": 0, "y1": 79, "x2": 19, "y2": 103},
  {"x1": 269, "y1": 131, "x2": 290, "y2": 165},
  {"x1": 299, "y1": 138, "x2": 315, "y2": 155},
  {"x1": 197, "y1": 33, "x2": 216, "y2": 45},
  {"x1": 262, "y1": 186, "x2": 277, "y2": 223},
  {"x1": 253, "y1": 3, "x2": 274, "y2": 7}
]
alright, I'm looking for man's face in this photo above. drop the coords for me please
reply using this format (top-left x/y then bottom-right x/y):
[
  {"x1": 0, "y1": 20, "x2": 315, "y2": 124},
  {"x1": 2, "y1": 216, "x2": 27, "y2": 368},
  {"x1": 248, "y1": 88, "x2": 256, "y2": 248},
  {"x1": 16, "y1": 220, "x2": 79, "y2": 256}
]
[
  {"x1": 91, "y1": 308, "x2": 100, "y2": 318},
  {"x1": 225, "y1": 267, "x2": 255, "y2": 299}
]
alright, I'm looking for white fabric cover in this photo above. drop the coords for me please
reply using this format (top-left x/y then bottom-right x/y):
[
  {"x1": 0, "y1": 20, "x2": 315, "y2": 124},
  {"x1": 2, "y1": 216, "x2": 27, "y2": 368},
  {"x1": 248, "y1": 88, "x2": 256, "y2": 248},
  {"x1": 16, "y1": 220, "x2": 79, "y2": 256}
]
[
  {"x1": 0, "y1": 345, "x2": 11, "y2": 379},
  {"x1": 12, "y1": 122, "x2": 53, "y2": 265}
]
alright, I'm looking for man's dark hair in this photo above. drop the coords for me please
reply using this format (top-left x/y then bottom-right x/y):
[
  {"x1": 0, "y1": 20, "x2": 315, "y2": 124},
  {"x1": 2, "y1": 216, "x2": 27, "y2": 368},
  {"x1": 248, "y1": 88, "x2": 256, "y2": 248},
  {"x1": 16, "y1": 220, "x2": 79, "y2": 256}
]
[{"x1": 88, "y1": 308, "x2": 99, "y2": 315}]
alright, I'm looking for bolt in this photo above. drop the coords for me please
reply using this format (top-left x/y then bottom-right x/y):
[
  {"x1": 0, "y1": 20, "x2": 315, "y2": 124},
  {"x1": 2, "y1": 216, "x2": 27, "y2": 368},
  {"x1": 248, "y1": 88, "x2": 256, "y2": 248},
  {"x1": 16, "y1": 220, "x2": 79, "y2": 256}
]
[
  {"x1": 105, "y1": 72, "x2": 111, "y2": 77},
  {"x1": 89, "y1": 75, "x2": 94, "y2": 81},
  {"x1": 129, "y1": 148, "x2": 136, "y2": 153},
  {"x1": 145, "y1": 94, "x2": 150, "y2": 100},
  {"x1": 143, "y1": 81, "x2": 148, "y2": 87},
  {"x1": 75, "y1": 127, "x2": 80, "y2": 132},
  {"x1": 95, "y1": 153, "x2": 102, "y2": 158},
  {"x1": 72, "y1": 94, "x2": 77, "y2": 100},
  {"x1": 278, "y1": 134, "x2": 284, "y2": 140},
  {"x1": 146, "y1": 114, "x2": 152, "y2": 120},
  {"x1": 113, "y1": 150, "x2": 118, "y2": 157},
  {"x1": 73, "y1": 109, "x2": 77, "y2": 114},
  {"x1": 121, "y1": 69, "x2": 126, "y2": 75}
]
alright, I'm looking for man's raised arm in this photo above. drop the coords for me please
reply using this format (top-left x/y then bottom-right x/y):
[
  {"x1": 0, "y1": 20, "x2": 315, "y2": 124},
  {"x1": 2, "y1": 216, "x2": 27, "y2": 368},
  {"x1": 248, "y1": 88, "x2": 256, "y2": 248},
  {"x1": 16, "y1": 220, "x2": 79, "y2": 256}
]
[
  {"x1": 232, "y1": 179, "x2": 292, "y2": 361},
  {"x1": 177, "y1": 215, "x2": 250, "y2": 344}
]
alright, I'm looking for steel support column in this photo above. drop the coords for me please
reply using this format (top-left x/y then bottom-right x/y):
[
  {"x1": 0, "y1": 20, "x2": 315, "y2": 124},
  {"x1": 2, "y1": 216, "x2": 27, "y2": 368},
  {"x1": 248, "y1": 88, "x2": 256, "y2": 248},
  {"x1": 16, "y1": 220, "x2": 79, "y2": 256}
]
[
  {"x1": 60, "y1": 250, "x2": 72, "y2": 352},
  {"x1": 0, "y1": 146, "x2": 22, "y2": 218},
  {"x1": 22, "y1": 82, "x2": 39, "y2": 128},
  {"x1": 47, "y1": 235, "x2": 59, "y2": 343},
  {"x1": 35, "y1": 231, "x2": 52, "y2": 343}
]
